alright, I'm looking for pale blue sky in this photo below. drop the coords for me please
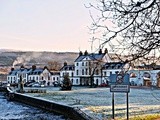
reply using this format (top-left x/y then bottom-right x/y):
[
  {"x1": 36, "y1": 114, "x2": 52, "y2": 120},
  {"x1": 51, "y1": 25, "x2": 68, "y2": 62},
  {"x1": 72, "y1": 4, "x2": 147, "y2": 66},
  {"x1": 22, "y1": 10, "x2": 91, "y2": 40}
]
[{"x1": 0, "y1": 0, "x2": 97, "y2": 52}]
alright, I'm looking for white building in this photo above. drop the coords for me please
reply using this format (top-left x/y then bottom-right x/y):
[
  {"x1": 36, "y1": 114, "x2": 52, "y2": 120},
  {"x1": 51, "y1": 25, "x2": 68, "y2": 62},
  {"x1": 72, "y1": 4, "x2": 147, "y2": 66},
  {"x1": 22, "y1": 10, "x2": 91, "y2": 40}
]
[
  {"x1": 60, "y1": 49, "x2": 112, "y2": 86},
  {"x1": 50, "y1": 71, "x2": 60, "y2": 86},
  {"x1": 102, "y1": 62, "x2": 125, "y2": 84},
  {"x1": 7, "y1": 66, "x2": 59, "y2": 86},
  {"x1": 129, "y1": 69, "x2": 160, "y2": 86},
  {"x1": 59, "y1": 62, "x2": 75, "y2": 84}
]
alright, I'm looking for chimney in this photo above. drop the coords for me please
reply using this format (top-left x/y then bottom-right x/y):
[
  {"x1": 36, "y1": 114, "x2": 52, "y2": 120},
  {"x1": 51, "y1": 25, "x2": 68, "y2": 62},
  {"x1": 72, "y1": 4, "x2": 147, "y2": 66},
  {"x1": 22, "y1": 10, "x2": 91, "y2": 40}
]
[
  {"x1": 99, "y1": 49, "x2": 102, "y2": 54},
  {"x1": 20, "y1": 65, "x2": 25, "y2": 69},
  {"x1": 32, "y1": 65, "x2": 36, "y2": 70},
  {"x1": 79, "y1": 51, "x2": 83, "y2": 56},
  {"x1": 104, "y1": 48, "x2": 108, "y2": 54},
  {"x1": 11, "y1": 68, "x2": 14, "y2": 71},
  {"x1": 44, "y1": 66, "x2": 48, "y2": 70},
  {"x1": 64, "y1": 61, "x2": 67, "y2": 66},
  {"x1": 84, "y1": 50, "x2": 88, "y2": 56}
]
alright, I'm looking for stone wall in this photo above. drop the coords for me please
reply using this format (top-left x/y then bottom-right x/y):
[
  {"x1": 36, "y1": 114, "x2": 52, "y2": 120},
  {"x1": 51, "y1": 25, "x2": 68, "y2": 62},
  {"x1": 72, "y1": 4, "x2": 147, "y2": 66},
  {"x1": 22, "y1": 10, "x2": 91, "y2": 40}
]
[{"x1": 11, "y1": 93, "x2": 93, "y2": 120}]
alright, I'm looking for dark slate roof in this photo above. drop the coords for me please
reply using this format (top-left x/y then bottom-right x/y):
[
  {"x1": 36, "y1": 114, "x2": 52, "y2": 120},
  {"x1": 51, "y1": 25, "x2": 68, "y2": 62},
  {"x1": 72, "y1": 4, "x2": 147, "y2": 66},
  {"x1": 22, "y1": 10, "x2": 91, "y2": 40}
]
[
  {"x1": 103, "y1": 62, "x2": 125, "y2": 69},
  {"x1": 60, "y1": 65, "x2": 74, "y2": 71},
  {"x1": 8, "y1": 68, "x2": 31, "y2": 76},
  {"x1": 50, "y1": 72, "x2": 60, "y2": 75},
  {"x1": 75, "y1": 53, "x2": 106, "y2": 62},
  {"x1": 28, "y1": 68, "x2": 44, "y2": 75},
  {"x1": 8, "y1": 68, "x2": 45, "y2": 76}
]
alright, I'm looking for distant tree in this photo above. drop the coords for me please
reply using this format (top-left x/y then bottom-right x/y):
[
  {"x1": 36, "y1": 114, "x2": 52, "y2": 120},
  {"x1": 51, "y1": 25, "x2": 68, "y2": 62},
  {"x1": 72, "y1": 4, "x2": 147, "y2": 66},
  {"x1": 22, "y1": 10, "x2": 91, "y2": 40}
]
[
  {"x1": 48, "y1": 61, "x2": 61, "y2": 71},
  {"x1": 60, "y1": 73, "x2": 72, "y2": 90},
  {"x1": 88, "y1": 0, "x2": 160, "y2": 63}
]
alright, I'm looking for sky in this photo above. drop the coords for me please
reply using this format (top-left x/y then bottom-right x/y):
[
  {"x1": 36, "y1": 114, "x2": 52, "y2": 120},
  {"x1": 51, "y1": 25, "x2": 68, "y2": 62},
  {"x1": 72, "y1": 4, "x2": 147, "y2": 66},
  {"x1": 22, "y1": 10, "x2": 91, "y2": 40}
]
[{"x1": 0, "y1": 0, "x2": 98, "y2": 52}]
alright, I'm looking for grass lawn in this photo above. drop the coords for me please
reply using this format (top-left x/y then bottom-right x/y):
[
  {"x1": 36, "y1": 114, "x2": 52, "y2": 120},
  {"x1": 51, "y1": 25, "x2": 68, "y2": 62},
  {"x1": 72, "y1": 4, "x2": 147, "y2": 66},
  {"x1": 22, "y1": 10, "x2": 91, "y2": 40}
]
[{"x1": 26, "y1": 87, "x2": 160, "y2": 120}]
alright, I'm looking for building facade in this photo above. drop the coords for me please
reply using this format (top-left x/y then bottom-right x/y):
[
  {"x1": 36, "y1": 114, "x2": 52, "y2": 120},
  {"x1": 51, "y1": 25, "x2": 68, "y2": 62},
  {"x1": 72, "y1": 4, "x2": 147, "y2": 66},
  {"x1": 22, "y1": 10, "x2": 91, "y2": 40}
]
[{"x1": 7, "y1": 66, "x2": 60, "y2": 86}]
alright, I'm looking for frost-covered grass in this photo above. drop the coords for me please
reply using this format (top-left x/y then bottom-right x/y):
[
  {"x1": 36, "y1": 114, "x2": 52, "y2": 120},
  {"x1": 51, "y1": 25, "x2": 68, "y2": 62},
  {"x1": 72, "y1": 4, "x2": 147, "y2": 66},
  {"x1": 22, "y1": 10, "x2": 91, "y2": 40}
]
[
  {"x1": 26, "y1": 87, "x2": 160, "y2": 119},
  {"x1": 127, "y1": 114, "x2": 160, "y2": 120}
]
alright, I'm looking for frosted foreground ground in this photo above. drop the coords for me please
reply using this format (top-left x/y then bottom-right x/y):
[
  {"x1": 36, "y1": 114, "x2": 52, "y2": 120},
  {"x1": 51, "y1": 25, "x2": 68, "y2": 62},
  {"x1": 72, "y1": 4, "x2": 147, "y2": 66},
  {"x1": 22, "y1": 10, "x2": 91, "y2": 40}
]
[{"x1": 27, "y1": 87, "x2": 160, "y2": 119}]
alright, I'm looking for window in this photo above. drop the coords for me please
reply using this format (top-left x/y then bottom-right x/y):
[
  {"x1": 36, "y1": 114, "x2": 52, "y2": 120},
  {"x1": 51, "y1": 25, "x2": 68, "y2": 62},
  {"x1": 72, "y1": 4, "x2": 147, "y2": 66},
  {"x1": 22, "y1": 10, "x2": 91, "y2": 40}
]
[
  {"x1": 71, "y1": 79, "x2": 73, "y2": 84},
  {"x1": 76, "y1": 70, "x2": 79, "y2": 75},
  {"x1": 86, "y1": 62, "x2": 88, "y2": 66},
  {"x1": 82, "y1": 69, "x2": 84, "y2": 75},
  {"x1": 96, "y1": 69, "x2": 99, "y2": 75},
  {"x1": 110, "y1": 71, "x2": 112, "y2": 75},
  {"x1": 71, "y1": 72, "x2": 74, "y2": 77},
  {"x1": 76, "y1": 63, "x2": 79, "y2": 66},
  {"x1": 57, "y1": 77, "x2": 59, "y2": 80},
  {"x1": 104, "y1": 72, "x2": 106, "y2": 76},
  {"x1": 82, "y1": 62, "x2": 84, "y2": 66},
  {"x1": 85, "y1": 68, "x2": 88, "y2": 75},
  {"x1": 76, "y1": 79, "x2": 78, "y2": 84},
  {"x1": 115, "y1": 71, "x2": 119, "y2": 74}
]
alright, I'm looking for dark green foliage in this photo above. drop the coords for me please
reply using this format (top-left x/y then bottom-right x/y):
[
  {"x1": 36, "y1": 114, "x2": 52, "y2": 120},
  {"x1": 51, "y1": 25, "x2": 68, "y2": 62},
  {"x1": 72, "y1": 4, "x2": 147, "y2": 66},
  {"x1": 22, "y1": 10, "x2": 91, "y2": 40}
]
[{"x1": 60, "y1": 74, "x2": 72, "y2": 90}]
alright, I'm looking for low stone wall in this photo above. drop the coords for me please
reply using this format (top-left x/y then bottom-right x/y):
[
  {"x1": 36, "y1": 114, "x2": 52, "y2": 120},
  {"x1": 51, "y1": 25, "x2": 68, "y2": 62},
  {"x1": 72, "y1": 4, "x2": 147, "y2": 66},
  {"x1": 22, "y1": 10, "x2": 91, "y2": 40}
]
[{"x1": 11, "y1": 93, "x2": 93, "y2": 120}]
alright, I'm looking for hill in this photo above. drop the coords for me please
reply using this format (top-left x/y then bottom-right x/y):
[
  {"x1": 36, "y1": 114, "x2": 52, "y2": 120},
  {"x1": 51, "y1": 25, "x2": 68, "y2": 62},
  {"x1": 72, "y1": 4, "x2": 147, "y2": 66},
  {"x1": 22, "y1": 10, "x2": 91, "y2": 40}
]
[{"x1": 0, "y1": 50, "x2": 79, "y2": 68}]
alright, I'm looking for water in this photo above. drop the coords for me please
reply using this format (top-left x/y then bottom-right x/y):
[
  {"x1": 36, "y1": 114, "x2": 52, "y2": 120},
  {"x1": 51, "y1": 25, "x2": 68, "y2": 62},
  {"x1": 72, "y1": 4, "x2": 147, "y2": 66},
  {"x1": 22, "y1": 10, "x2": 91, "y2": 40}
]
[{"x1": 0, "y1": 92, "x2": 68, "y2": 120}]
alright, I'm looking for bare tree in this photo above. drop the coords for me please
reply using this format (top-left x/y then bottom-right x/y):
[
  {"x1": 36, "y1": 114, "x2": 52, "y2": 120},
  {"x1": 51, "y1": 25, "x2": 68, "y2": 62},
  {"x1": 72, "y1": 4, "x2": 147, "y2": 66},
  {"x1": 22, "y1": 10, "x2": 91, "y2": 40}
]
[
  {"x1": 88, "y1": 60, "x2": 104, "y2": 87},
  {"x1": 88, "y1": 0, "x2": 160, "y2": 63},
  {"x1": 48, "y1": 61, "x2": 61, "y2": 71}
]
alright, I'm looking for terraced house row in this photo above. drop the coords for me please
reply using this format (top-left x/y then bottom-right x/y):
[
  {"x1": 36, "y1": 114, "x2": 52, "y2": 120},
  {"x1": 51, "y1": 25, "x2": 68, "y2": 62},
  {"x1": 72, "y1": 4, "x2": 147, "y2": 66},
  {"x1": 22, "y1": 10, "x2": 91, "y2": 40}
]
[{"x1": 7, "y1": 49, "x2": 160, "y2": 87}]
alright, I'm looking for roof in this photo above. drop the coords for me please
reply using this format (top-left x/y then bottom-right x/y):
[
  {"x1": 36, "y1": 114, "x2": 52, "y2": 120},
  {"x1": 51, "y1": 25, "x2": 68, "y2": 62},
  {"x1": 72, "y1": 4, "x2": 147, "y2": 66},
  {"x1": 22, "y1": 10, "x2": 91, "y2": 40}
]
[
  {"x1": 8, "y1": 68, "x2": 46, "y2": 76},
  {"x1": 60, "y1": 65, "x2": 74, "y2": 71},
  {"x1": 8, "y1": 68, "x2": 31, "y2": 76},
  {"x1": 50, "y1": 72, "x2": 60, "y2": 75},
  {"x1": 75, "y1": 53, "x2": 106, "y2": 62},
  {"x1": 135, "y1": 65, "x2": 160, "y2": 70},
  {"x1": 103, "y1": 62, "x2": 125, "y2": 69}
]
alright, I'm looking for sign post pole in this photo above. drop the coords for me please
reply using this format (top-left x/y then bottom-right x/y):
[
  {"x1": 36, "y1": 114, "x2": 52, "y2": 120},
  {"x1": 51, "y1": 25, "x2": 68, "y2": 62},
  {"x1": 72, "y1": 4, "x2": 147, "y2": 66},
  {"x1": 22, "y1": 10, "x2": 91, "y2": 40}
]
[
  {"x1": 126, "y1": 92, "x2": 129, "y2": 120},
  {"x1": 109, "y1": 73, "x2": 130, "y2": 120},
  {"x1": 112, "y1": 92, "x2": 115, "y2": 119}
]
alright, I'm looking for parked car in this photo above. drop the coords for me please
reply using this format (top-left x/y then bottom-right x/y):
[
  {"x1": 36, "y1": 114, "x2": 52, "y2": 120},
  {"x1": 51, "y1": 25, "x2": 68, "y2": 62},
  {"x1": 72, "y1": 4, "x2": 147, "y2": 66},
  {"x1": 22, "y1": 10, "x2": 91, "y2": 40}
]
[
  {"x1": 32, "y1": 83, "x2": 41, "y2": 87},
  {"x1": 27, "y1": 82, "x2": 43, "y2": 87},
  {"x1": 53, "y1": 81, "x2": 59, "y2": 87},
  {"x1": 99, "y1": 83, "x2": 108, "y2": 87}
]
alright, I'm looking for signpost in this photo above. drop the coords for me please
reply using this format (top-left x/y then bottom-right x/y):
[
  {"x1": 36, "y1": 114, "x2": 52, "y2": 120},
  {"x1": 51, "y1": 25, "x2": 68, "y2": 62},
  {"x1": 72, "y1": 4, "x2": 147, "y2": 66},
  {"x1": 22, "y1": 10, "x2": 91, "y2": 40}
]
[{"x1": 109, "y1": 73, "x2": 130, "y2": 120}]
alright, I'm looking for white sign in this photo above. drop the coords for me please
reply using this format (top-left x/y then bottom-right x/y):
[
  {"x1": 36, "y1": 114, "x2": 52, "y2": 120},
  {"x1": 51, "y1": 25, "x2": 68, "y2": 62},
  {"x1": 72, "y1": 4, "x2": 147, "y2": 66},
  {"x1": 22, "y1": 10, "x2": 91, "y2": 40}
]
[{"x1": 110, "y1": 85, "x2": 130, "y2": 92}]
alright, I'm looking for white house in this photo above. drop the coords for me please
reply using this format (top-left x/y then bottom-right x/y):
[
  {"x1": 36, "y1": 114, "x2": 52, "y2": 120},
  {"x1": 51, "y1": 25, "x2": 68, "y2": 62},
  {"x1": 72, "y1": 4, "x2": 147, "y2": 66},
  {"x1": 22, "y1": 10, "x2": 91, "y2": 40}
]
[
  {"x1": 7, "y1": 66, "x2": 31, "y2": 84},
  {"x1": 50, "y1": 71, "x2": 60, "y2": 86},
  {"x1": 59, "y1": 49, "x2": 112, "y2": 86},
  {"x1": 7, "y1": 65, "x2": 59, "y2": 86},
  {"x1": 59, "y1": 62, "x2": 75, "y2": 85},
  {"x1": 102, "y1": 62, "x2": 125, "y2": 84}
]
